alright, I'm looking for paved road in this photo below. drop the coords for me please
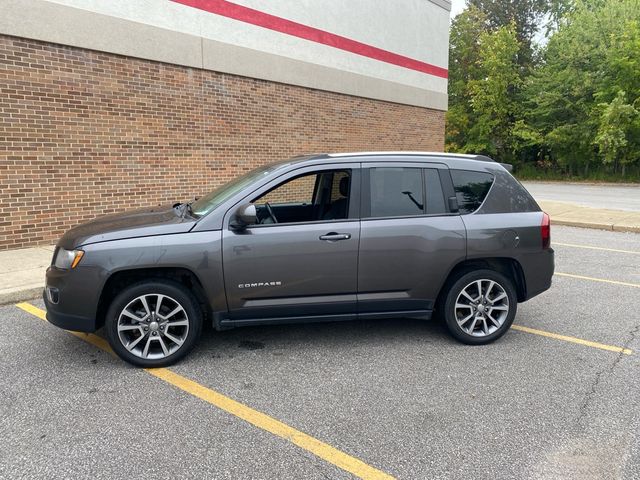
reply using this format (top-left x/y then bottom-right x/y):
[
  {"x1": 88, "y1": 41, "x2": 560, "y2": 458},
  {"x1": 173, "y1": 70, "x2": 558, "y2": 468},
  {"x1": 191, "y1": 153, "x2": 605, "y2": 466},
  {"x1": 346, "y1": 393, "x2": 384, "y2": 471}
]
[
  {"x1": 1, "y1": 226, "x2": 640, "y2": 479},
  {"x1": 522, "y1": 182, "x2": 640, "y2": 212}
]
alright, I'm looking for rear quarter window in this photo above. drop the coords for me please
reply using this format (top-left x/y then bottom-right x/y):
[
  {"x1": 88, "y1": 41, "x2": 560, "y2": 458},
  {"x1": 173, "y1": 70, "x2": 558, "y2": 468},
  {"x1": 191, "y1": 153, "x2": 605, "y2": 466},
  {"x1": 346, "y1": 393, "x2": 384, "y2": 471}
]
[{"x1": 451, "y1": 170, "x2": 494, "y2": 214}]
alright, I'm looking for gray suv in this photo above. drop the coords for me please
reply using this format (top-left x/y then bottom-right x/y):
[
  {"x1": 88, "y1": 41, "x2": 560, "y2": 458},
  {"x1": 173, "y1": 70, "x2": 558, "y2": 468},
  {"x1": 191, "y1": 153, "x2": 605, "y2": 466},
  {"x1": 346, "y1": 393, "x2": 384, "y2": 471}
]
[{"x1": 44, "y1": 152, "x2": 554, "y2": 367}]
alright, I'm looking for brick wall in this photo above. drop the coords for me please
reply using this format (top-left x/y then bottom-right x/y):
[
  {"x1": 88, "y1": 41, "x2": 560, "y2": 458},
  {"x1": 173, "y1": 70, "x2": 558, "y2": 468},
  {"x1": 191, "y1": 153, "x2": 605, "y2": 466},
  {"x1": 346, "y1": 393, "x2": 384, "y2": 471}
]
[{"x1": 0, "y1": 35, "x2": 445, "y2": 250}]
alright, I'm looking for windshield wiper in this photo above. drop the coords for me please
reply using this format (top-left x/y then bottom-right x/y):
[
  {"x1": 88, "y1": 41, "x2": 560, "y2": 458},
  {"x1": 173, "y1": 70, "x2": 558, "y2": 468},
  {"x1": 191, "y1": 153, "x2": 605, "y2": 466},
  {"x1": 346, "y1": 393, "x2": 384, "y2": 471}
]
[
  {"x1": 181, "y1": 202, "x2": 192, "y2": 219},
  {"x1": 180, "y1": 200, "x2": 197, "y2": 219}
]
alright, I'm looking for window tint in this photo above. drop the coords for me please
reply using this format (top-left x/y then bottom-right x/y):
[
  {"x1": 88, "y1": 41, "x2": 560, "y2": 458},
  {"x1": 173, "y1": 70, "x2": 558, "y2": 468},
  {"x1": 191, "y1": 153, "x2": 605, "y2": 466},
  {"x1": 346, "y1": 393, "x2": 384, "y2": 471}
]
[
  {"x1": 369, "y1": 167, "x2": 424, "y2": 217},
  {"x1": 424, "y1": 169, "x2": 446, "y2": 215},
  {"x1": 451, "y1": 170, "x2": 494, "y2": 214}
]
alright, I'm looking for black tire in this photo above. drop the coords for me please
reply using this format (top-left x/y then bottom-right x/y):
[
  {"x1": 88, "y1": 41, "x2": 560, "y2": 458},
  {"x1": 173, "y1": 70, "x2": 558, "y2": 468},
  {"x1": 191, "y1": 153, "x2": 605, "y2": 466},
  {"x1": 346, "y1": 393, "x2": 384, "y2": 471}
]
[
  {"x1": 105, "y1": 280, "x2": 203, "y2": 367},
  {"x1": 443, "y1": 269, "x2": 517, "y2": 345}
]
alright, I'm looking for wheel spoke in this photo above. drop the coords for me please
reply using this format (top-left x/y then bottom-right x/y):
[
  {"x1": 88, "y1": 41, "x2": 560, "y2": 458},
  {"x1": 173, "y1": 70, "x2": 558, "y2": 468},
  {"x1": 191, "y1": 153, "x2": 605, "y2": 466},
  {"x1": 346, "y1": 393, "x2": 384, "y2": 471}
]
[
  {"x1": 482, "y1": 318, "x2": 489, "y2": 335},
  {"x1": 461, "y1": 290, "x2": 476, "y2": 302},
  {"x1": 159, "y1": 306, "x2": 182, "y2": 321},
  {"x1": 157, "y1": 336, "x2": 169, "y2": 356},
  {"x1": 118, "y1": 324, "x2": 143, "y2": 332},
  {"x1": 122, "y1": 309, "x2": 145, "y2": 322},
  {"x1": 156, "y1": 294, "x2": 164, "y2": 314},
  {"x1": 475, "y1": 280, "x2": 483, "y2": 299},
  {"x1": 467, "y1": 317, "x2": 478, "y2": 333},
  {"x1": 491, "y1": 305, "x2": 508, "y2": 311},
  {"x1": 126, "y1": 332, "x2": 147, "y2": 351},
  {"x1": 164, "y1": 331, "x2": 184, "y2": 347},
  {"x1": 486, "y1": 281, "x2": 495, "y2": 297},
  {"x1": 165, "y1": 319, "x2": 188, "y2": 328},
  {"x1": 140, "y1": 296, "x2": 151, "y2": 316},
  {"x1": 457, "y1": 312, "x2": 474, "y2": 326},
  {"x1": 486, "y1": 312, "x2": 501, "y2": 328},
  {"x1": 489, "y1": 292, "x2": 506, "y2": 304},
  {"x1": 142, "y1": 336, "x2": 152, "y2": 358}
]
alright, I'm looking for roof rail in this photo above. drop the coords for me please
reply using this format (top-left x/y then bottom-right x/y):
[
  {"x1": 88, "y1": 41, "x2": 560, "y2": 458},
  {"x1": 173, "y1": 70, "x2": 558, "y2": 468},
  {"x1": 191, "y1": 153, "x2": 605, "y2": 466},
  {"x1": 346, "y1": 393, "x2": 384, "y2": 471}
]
[{"x1": 323, "y1": 151, "x2": 513, "y2": 172}]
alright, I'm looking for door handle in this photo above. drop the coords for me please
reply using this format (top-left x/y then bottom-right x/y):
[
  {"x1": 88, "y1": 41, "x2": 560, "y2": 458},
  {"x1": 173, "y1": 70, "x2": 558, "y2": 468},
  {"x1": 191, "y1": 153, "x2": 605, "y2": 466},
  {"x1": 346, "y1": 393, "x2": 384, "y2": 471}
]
[{"x1": 319, "y1": 232, "x2": 351, "y2": 242}]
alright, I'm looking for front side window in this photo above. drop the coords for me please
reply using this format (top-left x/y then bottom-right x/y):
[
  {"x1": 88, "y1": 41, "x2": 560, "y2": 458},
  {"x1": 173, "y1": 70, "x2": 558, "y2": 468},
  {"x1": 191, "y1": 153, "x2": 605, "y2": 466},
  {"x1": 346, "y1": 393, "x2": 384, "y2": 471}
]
[
  {"x1": 451, "y1": 170, "x2": 494, "y2": 214},
  {"x1": 252, "y1": 170, "x2": 351, "y2": 225},
  {"x1": 368, "y1": 167, "x2": 424, "y2": 218}
]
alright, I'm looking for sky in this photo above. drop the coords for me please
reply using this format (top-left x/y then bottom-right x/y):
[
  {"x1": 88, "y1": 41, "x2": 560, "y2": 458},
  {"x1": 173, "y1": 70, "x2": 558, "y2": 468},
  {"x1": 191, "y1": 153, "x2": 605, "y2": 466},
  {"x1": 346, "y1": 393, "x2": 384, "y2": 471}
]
[{"x1": 451, "y1": 0, "x2": 466, "y2": 18}]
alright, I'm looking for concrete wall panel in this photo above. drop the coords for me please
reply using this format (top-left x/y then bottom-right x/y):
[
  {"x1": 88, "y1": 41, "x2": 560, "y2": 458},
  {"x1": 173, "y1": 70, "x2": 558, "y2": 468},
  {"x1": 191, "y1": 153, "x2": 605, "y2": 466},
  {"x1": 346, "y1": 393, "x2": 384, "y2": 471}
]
[{"x1": 1, "y1": 0, "x2": 450, "y2": 109}]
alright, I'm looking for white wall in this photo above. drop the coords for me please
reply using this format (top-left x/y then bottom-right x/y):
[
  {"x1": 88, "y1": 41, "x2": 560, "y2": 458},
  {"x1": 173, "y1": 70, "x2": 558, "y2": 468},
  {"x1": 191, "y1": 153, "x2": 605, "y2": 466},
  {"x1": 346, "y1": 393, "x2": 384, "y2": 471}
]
[{"x1": 0, "y1": 0, "x2": 451, "y2": 110}]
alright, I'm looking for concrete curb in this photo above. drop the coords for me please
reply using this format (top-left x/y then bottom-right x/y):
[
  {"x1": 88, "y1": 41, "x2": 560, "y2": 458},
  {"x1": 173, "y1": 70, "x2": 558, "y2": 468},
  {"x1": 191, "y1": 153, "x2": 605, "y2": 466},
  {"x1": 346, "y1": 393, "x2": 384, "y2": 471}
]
[
  {"x1": 0, "y1": 245, "x2": 53, "y2": 306},
  {"x1": 538, "y1": 200, "x2": 640, "y2": 234},
  {"x1": 0, "y1": 284, "x2": 43, "y2": 306},
  {"x1": 551, "y1": 219, "x2": 640, "y2": 234}
]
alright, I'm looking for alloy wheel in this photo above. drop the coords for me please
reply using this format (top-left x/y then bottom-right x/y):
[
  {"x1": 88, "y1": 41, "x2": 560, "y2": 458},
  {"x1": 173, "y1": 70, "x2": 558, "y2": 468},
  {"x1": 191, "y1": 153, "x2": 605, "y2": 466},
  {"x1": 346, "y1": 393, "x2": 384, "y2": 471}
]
[
  {"x1": 454, "y1": 279, "x2": 510, "y2": 337},
  {"x1": 117, "y1": 294, "x2": 190, "y2": 360}
]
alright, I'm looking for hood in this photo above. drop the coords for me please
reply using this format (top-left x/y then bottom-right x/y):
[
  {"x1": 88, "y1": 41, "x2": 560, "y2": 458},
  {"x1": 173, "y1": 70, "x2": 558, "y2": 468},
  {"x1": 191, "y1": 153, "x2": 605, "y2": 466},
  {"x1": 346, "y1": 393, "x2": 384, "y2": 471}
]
[{"x1": 58, "y1": 205, "x2": 196, "y2": 249}]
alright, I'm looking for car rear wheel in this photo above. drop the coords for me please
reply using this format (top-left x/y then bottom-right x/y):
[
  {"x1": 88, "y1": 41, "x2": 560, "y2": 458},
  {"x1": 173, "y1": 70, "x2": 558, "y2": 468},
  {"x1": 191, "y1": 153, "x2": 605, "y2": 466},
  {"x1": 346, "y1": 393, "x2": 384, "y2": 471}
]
[
  {"x1": 105, "y1": 280, "x2": 202, "y2": 367},
  {"x1": 443, "y1": 269, "x2": 517, "y2": 345}
]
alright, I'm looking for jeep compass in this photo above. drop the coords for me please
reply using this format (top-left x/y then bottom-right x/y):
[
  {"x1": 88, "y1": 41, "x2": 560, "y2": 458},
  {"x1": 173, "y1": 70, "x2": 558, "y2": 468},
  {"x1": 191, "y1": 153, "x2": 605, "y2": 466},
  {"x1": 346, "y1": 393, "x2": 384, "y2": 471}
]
[{"x1": 44, "y1": 152, "x2": 554, "y2": 367}]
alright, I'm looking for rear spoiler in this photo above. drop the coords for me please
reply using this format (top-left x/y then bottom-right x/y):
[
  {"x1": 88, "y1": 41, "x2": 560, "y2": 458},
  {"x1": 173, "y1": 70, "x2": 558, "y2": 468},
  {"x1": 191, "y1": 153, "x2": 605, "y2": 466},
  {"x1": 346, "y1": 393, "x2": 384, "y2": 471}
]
[{"x1": 472, "y1": 154, "x2": 513, "y2": 173}]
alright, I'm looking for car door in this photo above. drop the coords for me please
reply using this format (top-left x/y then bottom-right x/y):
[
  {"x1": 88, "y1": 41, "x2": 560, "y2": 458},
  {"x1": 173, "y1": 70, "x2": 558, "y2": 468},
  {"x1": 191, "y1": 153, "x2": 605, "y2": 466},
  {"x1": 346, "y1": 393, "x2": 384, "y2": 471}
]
[
  {"x1": 222, "y1": 163, "x2": 361, "y2": 322},
  {"x1": 357, "y1": 161, "x2": 466, "y2": 317}
]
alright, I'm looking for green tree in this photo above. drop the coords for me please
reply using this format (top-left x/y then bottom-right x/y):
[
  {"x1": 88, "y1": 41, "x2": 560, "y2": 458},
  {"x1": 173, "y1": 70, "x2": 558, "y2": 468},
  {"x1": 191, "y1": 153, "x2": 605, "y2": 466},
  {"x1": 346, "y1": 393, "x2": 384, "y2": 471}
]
[
  {"x1": 595, "y1": 91, "x2": 639, "y2": 176},
  {"x1": 467, "y1": 0, "x2": 558, "y2": 67},
  {"x1": 522, "y1": 0, "x2": 640, "y2": 176},
  {"x1": 445, "y1": 6, "x2": 488, "y2": 152},
  {"x1": 468, "y1": 25, "x2": 523, "y2": 161},
  {"x1": 448, "y1": 0, "x2": 640, "y2": 179},
  {"x1": 446, "y1": 19, "x2": 522, "y2": 162}
]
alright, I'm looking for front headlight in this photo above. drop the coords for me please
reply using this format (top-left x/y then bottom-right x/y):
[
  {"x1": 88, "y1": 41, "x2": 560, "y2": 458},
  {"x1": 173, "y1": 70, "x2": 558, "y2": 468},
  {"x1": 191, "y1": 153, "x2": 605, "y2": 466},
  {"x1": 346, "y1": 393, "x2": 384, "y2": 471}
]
[{"x1": 53, "y1": 248, "x2": 84, "y2": 270}]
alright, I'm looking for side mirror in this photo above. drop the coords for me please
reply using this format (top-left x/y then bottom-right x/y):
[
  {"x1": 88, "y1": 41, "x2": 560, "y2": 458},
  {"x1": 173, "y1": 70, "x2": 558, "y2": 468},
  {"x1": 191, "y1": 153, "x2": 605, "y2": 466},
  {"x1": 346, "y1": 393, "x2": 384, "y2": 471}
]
[
  {"x1": 448, "y1": 196, "x2": 459, "y2": 213},
  {"x1": 230, "y1": 203, "x2": 257, "y2": 230}
]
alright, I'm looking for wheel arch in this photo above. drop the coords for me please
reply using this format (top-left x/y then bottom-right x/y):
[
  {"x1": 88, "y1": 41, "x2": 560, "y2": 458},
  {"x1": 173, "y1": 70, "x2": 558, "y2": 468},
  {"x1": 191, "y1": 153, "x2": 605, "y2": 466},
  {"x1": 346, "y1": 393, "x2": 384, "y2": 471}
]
[
  {"x1": 96, "y1": 267, "x2": 210, "y2": 329},
  {"x1": 435, "y1": 257, "x2": 527, "y2": 310}
]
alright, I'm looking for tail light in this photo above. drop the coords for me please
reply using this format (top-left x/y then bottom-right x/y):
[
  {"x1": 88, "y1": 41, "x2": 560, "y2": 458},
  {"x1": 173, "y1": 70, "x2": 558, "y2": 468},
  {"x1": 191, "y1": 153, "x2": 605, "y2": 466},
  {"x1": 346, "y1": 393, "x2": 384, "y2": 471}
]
[{"x1": 541, "y1": 212, "x2": 551, "y2": 249}]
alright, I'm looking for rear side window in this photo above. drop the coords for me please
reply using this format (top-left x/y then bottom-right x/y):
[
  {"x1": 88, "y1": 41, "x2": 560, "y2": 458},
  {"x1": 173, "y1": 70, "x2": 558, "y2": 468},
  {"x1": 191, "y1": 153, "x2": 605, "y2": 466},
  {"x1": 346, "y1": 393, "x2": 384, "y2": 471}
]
[
  {"x1": 369, "y1": 167, "x2": 424, "y2": 217},
  {"x1": 451, "y1": 170, "x2": 494, "y2": 214}
]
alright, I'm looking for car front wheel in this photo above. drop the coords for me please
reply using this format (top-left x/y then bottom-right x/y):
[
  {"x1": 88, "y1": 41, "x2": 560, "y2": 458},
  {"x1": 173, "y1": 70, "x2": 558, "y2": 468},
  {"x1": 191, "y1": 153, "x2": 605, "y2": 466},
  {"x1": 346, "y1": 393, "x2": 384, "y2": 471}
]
[
  {"x1": 105, "y1": 280, "x2": 202, "y2": 367},
  {"x1": 443, "y1": 269, "x2": 517, "y2": 345}
]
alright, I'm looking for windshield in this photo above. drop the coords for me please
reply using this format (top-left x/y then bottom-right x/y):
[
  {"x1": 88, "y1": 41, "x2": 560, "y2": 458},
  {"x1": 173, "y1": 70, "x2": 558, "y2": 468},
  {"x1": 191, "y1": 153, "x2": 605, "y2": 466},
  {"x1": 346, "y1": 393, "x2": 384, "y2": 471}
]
[{"x1": 191, "y1": 165, "x2": 277, "y2": 217}]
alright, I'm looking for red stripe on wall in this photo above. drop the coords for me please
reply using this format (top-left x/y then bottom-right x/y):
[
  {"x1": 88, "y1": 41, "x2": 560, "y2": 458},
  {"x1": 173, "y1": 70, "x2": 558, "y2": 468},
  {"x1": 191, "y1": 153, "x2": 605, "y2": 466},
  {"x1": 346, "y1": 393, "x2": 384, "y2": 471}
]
[{"x1": 171, "y1": 0, "x2": 448, "y2": 79}]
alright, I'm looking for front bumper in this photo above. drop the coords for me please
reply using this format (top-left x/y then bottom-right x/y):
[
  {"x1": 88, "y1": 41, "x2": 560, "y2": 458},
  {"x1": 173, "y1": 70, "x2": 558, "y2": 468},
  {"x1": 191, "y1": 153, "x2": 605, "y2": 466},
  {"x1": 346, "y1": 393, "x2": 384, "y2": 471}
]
[
  {"x1": 43, "y1": 290, "x2": 98, "y2": 332},
  {"x1": 44, "y1": 265, "x2": 102, "y2": 333}
]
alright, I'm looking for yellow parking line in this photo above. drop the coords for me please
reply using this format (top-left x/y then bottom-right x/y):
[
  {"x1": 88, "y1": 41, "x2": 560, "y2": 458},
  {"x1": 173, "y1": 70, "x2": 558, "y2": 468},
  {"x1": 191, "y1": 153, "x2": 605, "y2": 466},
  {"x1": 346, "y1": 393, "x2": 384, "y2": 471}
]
[
  {"x1": 555, "y1": 272, "x2": 640, "y2": 289},
  {"x1": 553, "y1": 242, "x2": 639, "y2": 255},
  {"x1": 16, "y1": 302, "x2": 114, "y2": 352},
  {"x1": 148, "y1": 368, "x2": 394, "y2": 480},
  {"x1": 15, "y1": 302, "x2": 395, "y2": 480},
  {"x1": 512, "y1": 325, "x2": 633, "y2": 355}
]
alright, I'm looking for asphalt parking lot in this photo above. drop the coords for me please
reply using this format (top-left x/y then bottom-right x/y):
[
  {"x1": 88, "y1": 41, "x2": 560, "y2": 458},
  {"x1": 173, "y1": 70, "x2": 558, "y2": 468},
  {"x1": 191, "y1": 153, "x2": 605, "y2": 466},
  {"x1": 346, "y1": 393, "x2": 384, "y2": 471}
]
[
  {"x1": 522, "y1": 182, "x2": 640, "y2": 212},
  {"x1": 1, "y1": 225, "x2": 639, "y2": 480}
]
